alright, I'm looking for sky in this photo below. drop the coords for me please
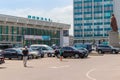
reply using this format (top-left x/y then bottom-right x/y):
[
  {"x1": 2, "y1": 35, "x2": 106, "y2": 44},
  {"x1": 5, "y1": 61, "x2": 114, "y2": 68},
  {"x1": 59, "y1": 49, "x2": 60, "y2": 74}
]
[{"x1": 0, "y1": 0, "x2": 73, "y2": 35}]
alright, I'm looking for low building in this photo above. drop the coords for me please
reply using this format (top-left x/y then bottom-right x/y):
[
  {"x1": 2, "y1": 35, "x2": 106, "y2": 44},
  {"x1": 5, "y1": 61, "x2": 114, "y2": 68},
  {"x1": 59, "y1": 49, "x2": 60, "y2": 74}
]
[{"x1": 0, "y1": 14, "x2": 70, "y2": 47}]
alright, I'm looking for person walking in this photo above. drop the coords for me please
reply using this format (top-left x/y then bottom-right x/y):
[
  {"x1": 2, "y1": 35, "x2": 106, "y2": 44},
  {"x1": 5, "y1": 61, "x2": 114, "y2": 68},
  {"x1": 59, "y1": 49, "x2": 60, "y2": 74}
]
[
  {"x1": 22, "y1": 46, "x2": 29, "y2": 67},
  {"x1": 59, "y1": 48, "x2": 63, "y2": 61}
]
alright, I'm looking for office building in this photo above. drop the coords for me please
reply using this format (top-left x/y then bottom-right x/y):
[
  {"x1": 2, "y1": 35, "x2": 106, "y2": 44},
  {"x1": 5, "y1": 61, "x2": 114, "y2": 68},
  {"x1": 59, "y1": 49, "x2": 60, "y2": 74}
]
[{"x1": 74, "y1": 0, "x2": 120, "y2": 43}]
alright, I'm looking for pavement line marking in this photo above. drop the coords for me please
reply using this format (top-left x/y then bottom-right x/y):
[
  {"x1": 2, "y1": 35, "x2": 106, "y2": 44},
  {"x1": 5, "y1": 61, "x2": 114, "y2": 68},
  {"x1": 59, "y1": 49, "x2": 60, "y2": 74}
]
[
  {"x1": 49, "y1": 65, "x2": 70, "y2": 69},
  {"x1": 86, "y1": 68, "x2": 96, "y2": 80}
]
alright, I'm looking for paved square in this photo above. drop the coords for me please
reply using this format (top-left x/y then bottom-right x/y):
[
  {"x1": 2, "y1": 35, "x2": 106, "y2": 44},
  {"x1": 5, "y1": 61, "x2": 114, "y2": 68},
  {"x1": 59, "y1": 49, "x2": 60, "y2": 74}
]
[{"x1": 1, "y1": 54, "x2": 120, "y2": 80}]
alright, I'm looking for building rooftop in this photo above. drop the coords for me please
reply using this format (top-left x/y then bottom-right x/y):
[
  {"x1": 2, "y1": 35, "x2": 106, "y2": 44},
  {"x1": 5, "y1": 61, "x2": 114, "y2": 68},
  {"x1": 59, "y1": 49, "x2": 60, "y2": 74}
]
[{"x1": 0, "y1": 14, "x2": 70, "y2": 30}]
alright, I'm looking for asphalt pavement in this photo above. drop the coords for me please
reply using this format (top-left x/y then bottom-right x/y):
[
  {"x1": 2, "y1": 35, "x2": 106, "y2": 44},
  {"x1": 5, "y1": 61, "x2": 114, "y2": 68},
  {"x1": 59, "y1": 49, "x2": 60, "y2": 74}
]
[{"x1": 0, "y1": 53, "x2": 120, "y2": 80}]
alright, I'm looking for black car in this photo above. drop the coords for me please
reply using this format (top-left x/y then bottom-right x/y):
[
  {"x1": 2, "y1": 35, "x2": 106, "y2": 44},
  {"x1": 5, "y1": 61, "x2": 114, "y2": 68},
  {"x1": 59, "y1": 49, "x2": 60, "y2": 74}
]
[
  {"x1": 96, "y1": 44, "x2": 120, "y2": 54},
  {"x1": 2, "y1": 48, "x2": 24, "y2": 60},
  {"x1": 75, "y1": 47, "x2": 89, "y2": 57},
  {"x1": 55, "y1": 46, "x2": 88, "y2": 59}
]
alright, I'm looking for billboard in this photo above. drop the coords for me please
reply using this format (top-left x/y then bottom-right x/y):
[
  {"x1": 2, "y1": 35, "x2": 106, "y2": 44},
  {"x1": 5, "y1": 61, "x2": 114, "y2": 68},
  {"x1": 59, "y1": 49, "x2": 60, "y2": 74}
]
[
  {"x1": 24, "y1": 35, "x2": 50, "y2": 40},
  {"x1": 63, "y1": 37, "x2": 69, "y2": 46}
]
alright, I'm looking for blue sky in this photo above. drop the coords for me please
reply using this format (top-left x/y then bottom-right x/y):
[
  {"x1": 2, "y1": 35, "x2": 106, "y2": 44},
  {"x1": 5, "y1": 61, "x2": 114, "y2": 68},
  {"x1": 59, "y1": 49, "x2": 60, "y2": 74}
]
[{"x1": 0, "y1": 0, "x2": 73, "y2": 35}]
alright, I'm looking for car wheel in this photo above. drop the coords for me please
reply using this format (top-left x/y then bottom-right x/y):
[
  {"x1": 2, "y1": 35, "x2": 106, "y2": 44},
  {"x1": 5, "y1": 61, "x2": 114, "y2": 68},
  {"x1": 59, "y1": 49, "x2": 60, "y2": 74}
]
[
  {"x1": 30, "y1": 55, "x2": 34, "y2": 59},
  {"x1": 18, "y1": 56, "x2": 23, "y2": 60},
  {"x1": 41, "y1": 54, "x2": 44, "y2": 58},
  {"x1": 56, "y1": 54, "x2": 60, "y2": 58},
  {"x1": 35, "y1": 56, "x2": 39, "y2": 59},
  {"x1": 98, "y1": 50, "x2": 102, "y2": 54},
  {"x1": 74, "y1": 54, "x2": 80, "y2": 59},
  {"x1": 29, "y1": 55, "x2": 33, "y2": 59},
  {"x1": 85, "y1": 53, "x2": 88, "y2": 58},
  {"x1": 112, "y1": 50, "x2": 116, "y2": 54},
  {"x1": 9, "y1": 58, "x2": 12, "y2": 60},
  {"x1": 47, "y1": 53, "x2": 52, "y2": 57},
  {"x1": 63, "y1": 56, "x2": 67, "y2": 58}
]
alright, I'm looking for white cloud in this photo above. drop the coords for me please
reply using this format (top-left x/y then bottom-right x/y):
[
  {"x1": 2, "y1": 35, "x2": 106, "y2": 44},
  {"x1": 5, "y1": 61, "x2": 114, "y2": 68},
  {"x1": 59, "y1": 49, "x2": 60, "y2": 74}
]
[{"x1": 0, "y1": 5, "x2": 73, "y2": 35}]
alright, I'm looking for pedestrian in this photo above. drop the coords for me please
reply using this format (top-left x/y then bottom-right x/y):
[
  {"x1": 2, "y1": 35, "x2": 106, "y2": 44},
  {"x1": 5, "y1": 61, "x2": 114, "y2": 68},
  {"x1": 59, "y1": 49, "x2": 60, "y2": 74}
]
[
  {"x1": 22, "y1": 46, "x2": 29, "y2": 67},
  {"x1": 59, "y1": 49, "x2": 63, "y2": 61}
]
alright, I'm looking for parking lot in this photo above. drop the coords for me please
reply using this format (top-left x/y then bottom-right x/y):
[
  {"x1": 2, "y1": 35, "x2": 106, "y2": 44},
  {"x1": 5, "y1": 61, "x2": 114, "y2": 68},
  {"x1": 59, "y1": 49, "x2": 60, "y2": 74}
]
[{"x1": 1, "y1": 53, "x2": 120, "y2": 80}]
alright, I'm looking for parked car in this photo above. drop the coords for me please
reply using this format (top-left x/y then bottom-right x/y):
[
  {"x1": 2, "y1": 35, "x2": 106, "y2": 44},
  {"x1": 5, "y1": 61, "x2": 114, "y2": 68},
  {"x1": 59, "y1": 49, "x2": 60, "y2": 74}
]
[
  {"x1": 0, "y1": 50, "x2": 5, "y2": 64},
  {"x1": 2, "y1": 48, "x2": 32, "y2": 60},
  {"x1": 96, "y1": 44, "x2": 120, "y2": 54},
  {"x1": 75, "y1": 47, "x2": 89, "y2": 57},
  {"x1": 30, "y1": 44, "x2": 55, "y2": 57},
  {"x1": 28, "y1": 48, "x2": 41, "y2": 59},
  {"x1": 55, "y1": 46, "x2": 89, "y2": 59},
  {"x1": 74, "y1": 43, "x2": 92, "y2": 53}
]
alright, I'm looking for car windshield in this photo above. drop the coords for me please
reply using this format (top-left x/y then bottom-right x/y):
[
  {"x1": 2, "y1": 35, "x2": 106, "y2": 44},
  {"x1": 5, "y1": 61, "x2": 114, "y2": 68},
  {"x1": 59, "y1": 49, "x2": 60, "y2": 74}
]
[
  {"x1": 46, "y1": 46, "x2": 53, "y2": 50},
  {"x1": 28, "y1": 48, "x2": 33, "y2": 52},
  {"x1": 71, "y1": 46, "x2": 78, "y2": 50},
  {"x1": 31, "y1": 45, "x2": 53, "y2": 51},
  {"x1": 76, "y1": 47, "x2": 84, "y2": 49},
  {"x1": 15, "y1": 49, "x2": 22, "y2": 53},
  {"x1": 31, "y1": 46, "x2": 39, "y2": 49},
  {"x1": 74, "y1": 44, "x2": 87, "y2": 48},
  {"x1": 110, "y1": 46, "x2": 113, "y2": 48}
]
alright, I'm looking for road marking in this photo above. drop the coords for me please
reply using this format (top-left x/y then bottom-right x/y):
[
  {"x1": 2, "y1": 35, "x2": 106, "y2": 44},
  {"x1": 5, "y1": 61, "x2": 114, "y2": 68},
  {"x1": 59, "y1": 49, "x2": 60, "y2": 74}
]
[
  {"x1": 49, "y1": 65, "x2": 70, "y2": 69},
  {"x1": 86, "y1": 68, "x2": 96, "y2": 80}
]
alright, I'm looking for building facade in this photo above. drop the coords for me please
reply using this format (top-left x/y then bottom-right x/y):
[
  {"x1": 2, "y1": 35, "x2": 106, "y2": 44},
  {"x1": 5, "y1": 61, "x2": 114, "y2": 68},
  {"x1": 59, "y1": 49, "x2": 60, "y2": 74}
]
[
  {"x1": 69, "y1": 35, "x2": 74, "y2": 46},
  {"x1": 74, "y1": 0, "x2": 117, "y2": 43},
  {"x1": 0, "y1": 14, "x2": 70, "y2": 47}
]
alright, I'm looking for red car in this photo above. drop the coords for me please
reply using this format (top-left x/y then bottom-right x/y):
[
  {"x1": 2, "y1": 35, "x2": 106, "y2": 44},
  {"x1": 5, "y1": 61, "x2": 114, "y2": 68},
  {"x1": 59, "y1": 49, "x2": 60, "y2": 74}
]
[{"x1": 0, "y1": 50, "x2": 5, "y2": 64}]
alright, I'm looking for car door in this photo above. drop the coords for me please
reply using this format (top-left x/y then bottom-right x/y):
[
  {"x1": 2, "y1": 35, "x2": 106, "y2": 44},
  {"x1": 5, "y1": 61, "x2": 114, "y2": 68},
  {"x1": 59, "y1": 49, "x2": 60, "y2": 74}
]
[
  {"x1": 3, "y1": 49, "x2": 12, "y2": 58},
  {"x1": 104, "y1": 46, "x2": 112, "y2": 52},
  {"x1": 61, "y1": 47, "x2": 67, "y2": 56},
  {"x1": 62, "y1": 47, "x2": 72, "y2": 57},
  {"x1": 41, "y1": 47, "x2": 48, "y2": 54},
  {"x1": 11, "y1": 49, "x2": 18, "y2": 58}
]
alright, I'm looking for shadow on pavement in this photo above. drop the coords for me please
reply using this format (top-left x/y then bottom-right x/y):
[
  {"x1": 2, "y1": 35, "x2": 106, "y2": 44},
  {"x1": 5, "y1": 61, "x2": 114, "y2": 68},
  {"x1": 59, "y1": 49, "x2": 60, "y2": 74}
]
[
  {"x1": 0, "y1": 67, "x2": 7, "y2": 69},
  {"x1": 60, "y1": 60, "x2": 69, "y2": 62},
  {"x1": 26, "y1": 66, "x2": 34, "y2": 68}
]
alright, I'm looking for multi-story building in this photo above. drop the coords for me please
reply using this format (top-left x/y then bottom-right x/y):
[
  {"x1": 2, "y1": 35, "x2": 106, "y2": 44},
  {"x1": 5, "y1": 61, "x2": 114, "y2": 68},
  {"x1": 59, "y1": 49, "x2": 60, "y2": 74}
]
[
  {"x1": 73, "y1": 0, "x2": 120, "y2": 44},
  {"x1": 0, "y1": 14, "x2": 70, "y2": 47},
  {"x1": 69, "y1": 35, "x2": 74, "y2": 46}
]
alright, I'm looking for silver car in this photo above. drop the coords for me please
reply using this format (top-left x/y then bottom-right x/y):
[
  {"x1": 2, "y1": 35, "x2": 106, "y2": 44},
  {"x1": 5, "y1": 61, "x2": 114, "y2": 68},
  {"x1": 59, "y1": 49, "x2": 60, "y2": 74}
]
[
  {"x1": 28, "y1": 48, "x2": 41, "y2": 59},
  {"x1": 30, "y1": 44, "x2": 55, "y2": 57}
]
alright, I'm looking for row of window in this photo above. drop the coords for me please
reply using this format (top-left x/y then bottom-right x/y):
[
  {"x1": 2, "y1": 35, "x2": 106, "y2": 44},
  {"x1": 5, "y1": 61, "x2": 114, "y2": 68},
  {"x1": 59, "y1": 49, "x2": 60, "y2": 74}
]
[
  {"x1": 74, "y1": 2, "x2": 113, "y2": 7},
  {"x1": 74, "y1": 22, "x2": 110, "y2": 25},
  {"x1": 0, "y1": 25, "x2": 61, "y2": 46},
  {"x1": 74, "y1": 0, "x2": 113, "y2": 2},
  {"x1": 74, "y1": 34, "x2": 108, "y2": 38},
  {"x1": 0, "y1": 25, "x2": 60, "y2": 38},
  {"x1": 0, "y1": 35, "x2": 22, "y2": 42}
]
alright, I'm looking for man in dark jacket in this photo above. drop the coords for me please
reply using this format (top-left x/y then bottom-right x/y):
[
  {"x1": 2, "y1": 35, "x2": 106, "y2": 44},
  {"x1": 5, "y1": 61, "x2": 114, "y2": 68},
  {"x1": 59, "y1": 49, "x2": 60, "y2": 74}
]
[{"x1": 22, "y1": 46, "x2": 29, "y2": 67}]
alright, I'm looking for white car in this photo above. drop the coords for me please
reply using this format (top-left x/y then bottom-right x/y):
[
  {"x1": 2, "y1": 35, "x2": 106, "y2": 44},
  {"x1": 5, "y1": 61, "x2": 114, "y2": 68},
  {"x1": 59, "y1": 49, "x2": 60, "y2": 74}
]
[{"x1": 30, "y1": 44, "x2": 55, "y2": 57}]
